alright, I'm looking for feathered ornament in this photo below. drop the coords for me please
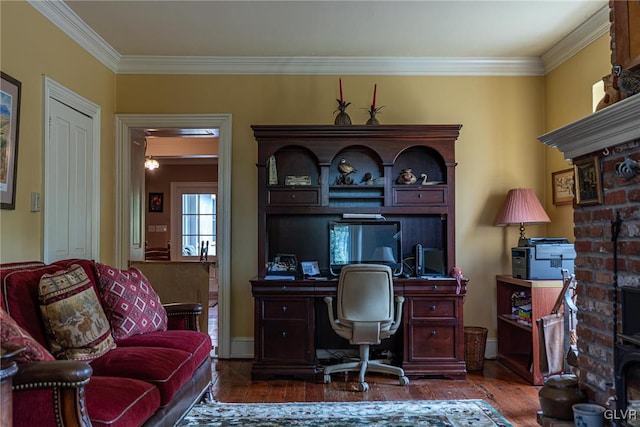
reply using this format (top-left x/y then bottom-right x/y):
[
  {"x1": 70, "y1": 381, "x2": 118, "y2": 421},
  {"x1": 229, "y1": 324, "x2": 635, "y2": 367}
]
[
  {"x1": 613, "y1": 65, "x2": 640, "y2": 98},
  {"x1": 449, "y1": 267, "x2": 464, "y2": 294}
]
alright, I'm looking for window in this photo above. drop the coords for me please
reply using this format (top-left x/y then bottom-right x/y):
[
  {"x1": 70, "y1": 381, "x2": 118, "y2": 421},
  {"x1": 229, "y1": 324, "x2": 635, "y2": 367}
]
[{"x1": 171, "y1": 182, "x2": 217, "y2": 261}]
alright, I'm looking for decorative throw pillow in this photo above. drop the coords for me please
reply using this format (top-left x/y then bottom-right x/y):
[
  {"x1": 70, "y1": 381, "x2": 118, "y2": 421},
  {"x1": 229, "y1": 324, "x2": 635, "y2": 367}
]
[
  {"x1": 95, "y1": 263, "x2": 168, "y2": 340},
  {"x1": 0, "y1": 308, "x2": 55, "y2": 363},
  {"x1": 38, "y1": 264, "x2": 116, "y2": 361}
]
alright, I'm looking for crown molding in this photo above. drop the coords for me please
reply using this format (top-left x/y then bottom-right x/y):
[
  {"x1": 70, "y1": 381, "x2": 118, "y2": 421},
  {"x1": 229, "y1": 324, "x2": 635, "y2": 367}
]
[
  {"x1": 116, "y1": 55, "x2": 544, "y2": 76},
  {"x1": 28, "y1": 0, "x2": 120, "y2": 72},
  {"x1": 541, "y1": 5, "x2": 610, "y2": 74},
  {"x1": 31, "y1": 0, "x2": 606, "y2": 76}
]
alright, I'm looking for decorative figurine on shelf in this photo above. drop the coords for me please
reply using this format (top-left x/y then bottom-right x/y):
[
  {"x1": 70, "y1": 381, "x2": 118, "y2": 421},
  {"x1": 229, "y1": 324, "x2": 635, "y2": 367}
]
[
  {"x1": 336, "y1": 158, "x2": 356, "y2": 185},
  {"x1": 595, "y1": 73, "x2": 620, "y2": 111},
  {"x1": 613, "y1": 65, "x2": 640, "y2": 99},
  {"x1": 334, "y1": 78, "x2": 352, "y2": 125},
  {"x1": 420, "y1": 173, "x2": 428, "y2": 185},
  {"x1": 361, "y1": 172, "x2": 373, "y2": 185},
  {"x1": 365, "y1": 83, "x2": 383, "y2": 125},
  {"x1": 396, "y1": 168, "x2": 417, "y2": 185}
]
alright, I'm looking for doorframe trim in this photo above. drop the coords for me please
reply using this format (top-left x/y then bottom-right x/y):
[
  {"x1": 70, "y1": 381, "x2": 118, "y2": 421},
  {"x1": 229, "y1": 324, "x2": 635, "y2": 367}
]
[
  {"x1": 43, "y1": 76, "x2": 101, "y2": 263},
  {"x1": 114, "y1": 113, "x2": 232, "y2": 359}
]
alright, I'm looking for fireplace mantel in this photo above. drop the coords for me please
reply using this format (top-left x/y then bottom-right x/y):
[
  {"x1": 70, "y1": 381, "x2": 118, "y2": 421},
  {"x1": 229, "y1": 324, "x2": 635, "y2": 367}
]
[{"x1": 538, "y1": 95, "x2": 640, "y2": 160}]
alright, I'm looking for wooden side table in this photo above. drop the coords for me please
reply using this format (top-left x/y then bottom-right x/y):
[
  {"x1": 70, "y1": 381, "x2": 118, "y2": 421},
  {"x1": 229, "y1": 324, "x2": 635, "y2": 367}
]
[
  {"x1": 1, "y1": 343, "x2": 25, "y2": 427},
  {"x1": 496, "y1": 275, "x2": 563, "y2": 385}
]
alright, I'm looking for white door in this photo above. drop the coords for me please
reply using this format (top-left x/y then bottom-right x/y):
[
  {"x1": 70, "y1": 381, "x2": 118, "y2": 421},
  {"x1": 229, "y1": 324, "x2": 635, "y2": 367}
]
[{"x1": 44, "y1": 98, "x2": 96, "y2": 262}]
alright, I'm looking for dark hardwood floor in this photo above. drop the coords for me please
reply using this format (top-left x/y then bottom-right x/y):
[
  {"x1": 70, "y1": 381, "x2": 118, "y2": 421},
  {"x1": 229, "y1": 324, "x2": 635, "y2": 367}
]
[{"x1": 210, "y1": 358, "x2": 542, "y2": 426}]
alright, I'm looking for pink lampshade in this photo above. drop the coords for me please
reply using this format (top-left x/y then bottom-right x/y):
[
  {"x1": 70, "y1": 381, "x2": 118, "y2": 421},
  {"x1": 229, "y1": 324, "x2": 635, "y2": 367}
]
[{"x1": 496, "y1": 188, "x2": 550, "y2": 241}]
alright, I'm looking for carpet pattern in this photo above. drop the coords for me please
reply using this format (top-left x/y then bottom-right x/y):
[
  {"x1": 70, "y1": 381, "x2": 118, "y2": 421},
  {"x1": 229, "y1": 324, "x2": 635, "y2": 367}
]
[{"x1": 178, "y1": 399, "x2": 513, "y2": 426}]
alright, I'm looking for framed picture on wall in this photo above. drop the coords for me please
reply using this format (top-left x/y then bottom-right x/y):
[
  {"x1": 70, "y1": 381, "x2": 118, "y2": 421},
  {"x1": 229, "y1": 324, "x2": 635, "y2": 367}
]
[
  {"x1": 1, "y1": 72, "x2": 22, "y2": 210},
  {"x1": 149, "y1": 192, "x2": 163, "y2": 212},
  {"x1": 574, "y1": 157, "x2": 603, "y2": 206},
  {"x1": 551, "y1": 168, "x2": 575, "y2": 205}
]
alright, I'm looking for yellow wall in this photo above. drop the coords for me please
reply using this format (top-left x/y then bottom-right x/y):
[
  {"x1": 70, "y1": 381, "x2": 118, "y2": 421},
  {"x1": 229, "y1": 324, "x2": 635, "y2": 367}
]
[
  {"x1": 0, "y1": 1, "x2": 116, "y2": 264},
  {"x1": 543, "y1": 35, "x2": 612, "y2": 240},
  {"x1": 1, "y1": 0, "x2": 613, "y2": 344},
  {"x1": 116, "y1": 74, "x2": 548, "y2": 337}
]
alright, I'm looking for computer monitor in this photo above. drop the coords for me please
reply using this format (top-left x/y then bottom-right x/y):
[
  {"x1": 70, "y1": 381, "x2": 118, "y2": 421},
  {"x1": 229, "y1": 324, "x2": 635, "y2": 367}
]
[{"x1": 329, "y1": 220, "x2": 403, "y2": 276}]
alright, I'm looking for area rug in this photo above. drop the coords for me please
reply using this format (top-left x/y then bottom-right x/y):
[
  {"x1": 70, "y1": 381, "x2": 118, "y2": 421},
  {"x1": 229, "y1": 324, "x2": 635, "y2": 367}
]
[{"x1": 178, "y1": 399, "x2": 513, "y2": 426}]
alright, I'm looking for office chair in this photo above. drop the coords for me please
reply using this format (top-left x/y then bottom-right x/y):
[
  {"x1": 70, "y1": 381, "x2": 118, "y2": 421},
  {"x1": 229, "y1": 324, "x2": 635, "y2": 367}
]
[{"x1": 323, "y1": 264, "x2": 409, "y2": 391}]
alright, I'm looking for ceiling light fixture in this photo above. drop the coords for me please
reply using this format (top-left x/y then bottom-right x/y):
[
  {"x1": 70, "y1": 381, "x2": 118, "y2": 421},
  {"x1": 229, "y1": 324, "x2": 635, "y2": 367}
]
[{"x1": 144, "y1": 157, "x2": 159, "y2": 170}]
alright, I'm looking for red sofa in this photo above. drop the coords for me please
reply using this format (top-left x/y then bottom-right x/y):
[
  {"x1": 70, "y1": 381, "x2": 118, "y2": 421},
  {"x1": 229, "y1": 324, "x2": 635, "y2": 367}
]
[{"x1": 0, "y1": 259, "x2": 213, "y2": 427}]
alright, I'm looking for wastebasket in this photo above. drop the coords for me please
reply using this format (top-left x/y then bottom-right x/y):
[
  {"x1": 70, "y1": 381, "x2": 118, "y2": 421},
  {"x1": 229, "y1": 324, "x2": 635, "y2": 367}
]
[{"x1": 464, "y1": 326, "x2": 488, "y2": 371}]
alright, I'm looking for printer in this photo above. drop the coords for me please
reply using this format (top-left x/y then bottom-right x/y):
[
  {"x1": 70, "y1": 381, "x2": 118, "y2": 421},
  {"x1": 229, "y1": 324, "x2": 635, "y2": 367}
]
[{"x1": 512, "y1": 238, "x2": 576, "y2": 280}]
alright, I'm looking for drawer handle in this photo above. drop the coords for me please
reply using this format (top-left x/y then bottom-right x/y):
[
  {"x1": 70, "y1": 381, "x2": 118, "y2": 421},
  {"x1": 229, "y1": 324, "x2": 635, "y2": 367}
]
[
  {"x1": 291, "y1": 194, "x2": 296, "y2": 199},
  {"x1": 432, "y1": 285, "x2": 438, "y2": 290},
  {"x1": 281, "y1": 286, "x2": 287, "y2": 290},
  {"x1": 281, "y1": 331, "x2": 287, "y2": 338},
  {"x1": 431, "y1": 330, "x2": 437, "y2": 336},
  {"x1": 430, "y1": 305, "x2": 437, "y2": 311},
  {"x1": 418, "y1": 193, "x2": 423, "y2": 199},
  {"x1": 281, "y1": 306, "x2": 288, "y2": 313}
]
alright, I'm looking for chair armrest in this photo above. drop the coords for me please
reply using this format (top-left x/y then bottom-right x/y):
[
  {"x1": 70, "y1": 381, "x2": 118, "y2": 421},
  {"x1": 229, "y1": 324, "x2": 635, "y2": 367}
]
[
  {"x1": 13, "y1": 361, "x2": 93, "y2": 427},
  {"x1": 164, "y1": 302, "x2": 203, "y2": 331},
  {"x1": 389, "y1": 296, "x2": 405, "y2": 335}
]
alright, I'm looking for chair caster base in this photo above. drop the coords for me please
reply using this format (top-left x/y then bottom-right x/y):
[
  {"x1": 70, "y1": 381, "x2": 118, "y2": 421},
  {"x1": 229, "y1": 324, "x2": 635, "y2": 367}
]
[
  {"x1": 324, "y1": 374, "x2": 332, "y2": 384},
  {"x1": 359, "y1": 382, "x2": 369, "y2": 392},
  {"x1": 399, "y1": 376, "x2": 409, "y2": 386}
]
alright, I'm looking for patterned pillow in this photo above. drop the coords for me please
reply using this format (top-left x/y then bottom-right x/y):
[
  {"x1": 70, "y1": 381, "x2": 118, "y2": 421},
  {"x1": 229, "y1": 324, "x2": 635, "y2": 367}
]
[
  {"x1": 38, "y1": 264, "x2": 116, "y2": 361},
  {"x1": 95, "y1": 263, "x2": 168, "y2": 340},
  {"x1": 0, "y1": 308, "x2": 55, "y2": 363}
]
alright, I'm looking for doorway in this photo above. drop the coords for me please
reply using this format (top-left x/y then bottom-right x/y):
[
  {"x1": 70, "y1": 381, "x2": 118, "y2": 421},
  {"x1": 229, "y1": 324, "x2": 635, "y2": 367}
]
[{"x1": 114, "y1": 114, "x2": 232, "y2": 359}]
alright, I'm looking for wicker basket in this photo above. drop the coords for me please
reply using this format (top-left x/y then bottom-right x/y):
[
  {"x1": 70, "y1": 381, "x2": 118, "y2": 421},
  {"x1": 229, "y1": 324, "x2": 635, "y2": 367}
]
[{"x1": 464, "y1": 326, "x2": 488, "y2": 371}]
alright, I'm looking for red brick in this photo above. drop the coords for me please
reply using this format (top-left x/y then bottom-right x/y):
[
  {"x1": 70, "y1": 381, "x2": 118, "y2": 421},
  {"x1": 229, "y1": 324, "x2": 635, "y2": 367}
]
[{"x1": 605, "y1": 190, "x2": 628, "y2": 205}]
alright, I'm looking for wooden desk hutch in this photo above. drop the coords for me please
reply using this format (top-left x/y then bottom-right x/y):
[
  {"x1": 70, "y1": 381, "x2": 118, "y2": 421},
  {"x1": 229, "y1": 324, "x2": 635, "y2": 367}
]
[{"x1": 250, "y1": 125, "x2": 468, "y2": 381}]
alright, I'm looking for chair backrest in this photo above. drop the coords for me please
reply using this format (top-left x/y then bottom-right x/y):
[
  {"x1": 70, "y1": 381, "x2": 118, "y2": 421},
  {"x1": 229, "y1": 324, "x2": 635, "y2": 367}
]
[{"x1": 337, "y1": 264, "x2": 394, "y2": 324}]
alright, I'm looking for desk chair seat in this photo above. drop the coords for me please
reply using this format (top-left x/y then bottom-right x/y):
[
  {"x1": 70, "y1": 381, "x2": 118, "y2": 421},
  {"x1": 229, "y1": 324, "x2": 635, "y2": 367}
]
[{"x1": 323, "y1": 264, "x2": 409, "y2": 391}]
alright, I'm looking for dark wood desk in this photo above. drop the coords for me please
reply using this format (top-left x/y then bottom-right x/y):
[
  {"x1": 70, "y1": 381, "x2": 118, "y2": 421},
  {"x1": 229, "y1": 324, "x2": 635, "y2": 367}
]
[{"x1": 251, "y1": 277, "x2": 467, "y2": 381}]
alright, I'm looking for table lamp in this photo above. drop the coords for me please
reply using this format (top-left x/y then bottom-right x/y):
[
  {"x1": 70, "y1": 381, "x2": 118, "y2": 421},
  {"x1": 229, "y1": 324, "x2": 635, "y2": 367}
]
[{"x1": 496, "y1": 188, "x2": 550, "y2": 247}]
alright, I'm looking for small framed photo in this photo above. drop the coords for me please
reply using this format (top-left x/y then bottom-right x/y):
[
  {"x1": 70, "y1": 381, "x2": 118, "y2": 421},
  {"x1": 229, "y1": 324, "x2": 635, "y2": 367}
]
[
  {"x1": 574, "y1": 157, "x2": 603, "y2": 205},
  {"x1": 301, "y1": 261, "x2": 321, "y2": 277},
  {"x1": 551, "y1": 168, "x2": 574, "y2": 205},
  {"x1": 149, "y1": 192, "x2": 163, "y2": 212},
  {"x1": 1, "y1": 72, "x2": 22, "y2": 210}
]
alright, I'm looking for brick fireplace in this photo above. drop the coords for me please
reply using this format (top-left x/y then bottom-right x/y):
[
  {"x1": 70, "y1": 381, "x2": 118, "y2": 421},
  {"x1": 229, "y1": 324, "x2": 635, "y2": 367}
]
[{"x1": 539, "y1": 94, "x2": 640, "y2": 410}]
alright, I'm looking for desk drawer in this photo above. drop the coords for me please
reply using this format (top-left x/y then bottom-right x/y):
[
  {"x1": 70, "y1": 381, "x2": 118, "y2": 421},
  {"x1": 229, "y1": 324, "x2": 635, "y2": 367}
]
[
  {"x1": 393, "y1": 187, "x2": 447, "y2": 206},
  {"x1": 262, "y1": 299, "x2": 308, "y2": 320},
  {"x1": 410, "y1": 298, "x2": 456, "y2": 319},
  {"x1": 260, "y1": 320, "x2": 309, "y2": 362},
  {"x1": 267, "y1": 188, "x2": 320, "y2": 206}
]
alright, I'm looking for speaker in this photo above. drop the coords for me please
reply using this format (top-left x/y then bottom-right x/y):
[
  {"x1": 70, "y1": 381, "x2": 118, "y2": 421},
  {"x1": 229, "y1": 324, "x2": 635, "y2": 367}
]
[{"x1": 415, "y1": 244, "x2": 423, "y2": 277}]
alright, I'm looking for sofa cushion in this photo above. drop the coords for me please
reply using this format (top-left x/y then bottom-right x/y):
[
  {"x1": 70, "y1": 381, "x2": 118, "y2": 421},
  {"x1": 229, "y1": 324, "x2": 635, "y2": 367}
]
[
  {"x1": 38, "y1": 264, "x2": 116, "y2": 361},
  {"x1": 95, "y1": 263, "x2": 168, "y2": 340},
  {"x1": 117, "y1": 330, "x2": 211, "y2": 372},
  {"x1": 0, "y1": 308, "x2": 54, "y2": 362},
  {"x1": 86, "y1": 376, "x2": 161, "y2": 427},
  {"x1": 89, "y1": 346, "x2": 194, "y2": 406},
  {"x1": 1, "y1": 264, "x2": 62, "y2": 346}
]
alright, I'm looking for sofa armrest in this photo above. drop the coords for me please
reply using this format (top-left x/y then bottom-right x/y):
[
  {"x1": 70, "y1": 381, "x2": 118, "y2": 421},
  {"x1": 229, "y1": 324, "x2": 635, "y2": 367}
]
[
  {"x1": 164, "y1": 302, "x2": 203, "y2": 331},
  {"x1": 13, "y1": 361, "x2": 93, "y2": 427}
]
